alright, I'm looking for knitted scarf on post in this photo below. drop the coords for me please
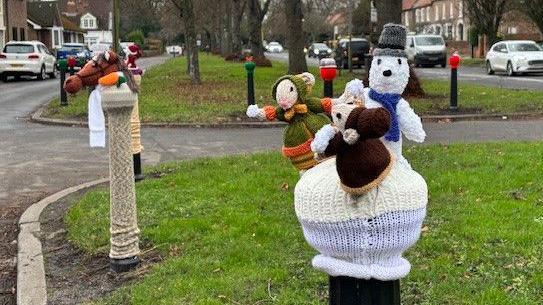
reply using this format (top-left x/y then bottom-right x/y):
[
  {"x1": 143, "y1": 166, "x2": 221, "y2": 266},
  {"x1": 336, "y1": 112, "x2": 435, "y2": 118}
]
[{"x1": 369, "y1": 89, "x2": 401, "y2": 142}]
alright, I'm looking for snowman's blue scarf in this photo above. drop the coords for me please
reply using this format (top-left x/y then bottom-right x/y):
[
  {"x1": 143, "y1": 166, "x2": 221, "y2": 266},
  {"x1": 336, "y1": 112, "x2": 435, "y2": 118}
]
[{"x1": 369, "y1": 89, "x2": 401, "y2": 142}]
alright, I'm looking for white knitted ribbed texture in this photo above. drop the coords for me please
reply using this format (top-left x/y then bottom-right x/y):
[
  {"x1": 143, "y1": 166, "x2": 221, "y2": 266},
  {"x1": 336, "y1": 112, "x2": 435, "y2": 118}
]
[
  {"x1": 295, "y1": 158, "x2": 427, "y2": 222},
  {"x1": 294, "y1": 156, "x2": 427, "y2": 280}
]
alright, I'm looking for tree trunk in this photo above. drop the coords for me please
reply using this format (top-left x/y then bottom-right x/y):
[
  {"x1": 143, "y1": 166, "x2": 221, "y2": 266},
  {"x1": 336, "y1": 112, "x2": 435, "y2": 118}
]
[
  {"x1": 231, "y1": 0, "x2": 245, "y2": 57},
  {"x1": 285, "y1": 0, "x2": 308, "y2": 74},
  {"x1": 247, "y1": 0, "x2": 272, "y2": 66},
  {"x1": 221, "y1": 0, "x2": 234, "y2": 56},
  {"x1": 375, "y1": 0, "x2": 401, "y2": 33},
  {"x1": 181, "y1": 0, "x2": 200, "y2": 84}
]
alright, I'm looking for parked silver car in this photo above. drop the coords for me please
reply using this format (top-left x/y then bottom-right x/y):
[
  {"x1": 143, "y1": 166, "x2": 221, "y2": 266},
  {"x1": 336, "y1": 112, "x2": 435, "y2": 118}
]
[{"x1": 486, "y1": 40, "x2": 543, "y2": 76}]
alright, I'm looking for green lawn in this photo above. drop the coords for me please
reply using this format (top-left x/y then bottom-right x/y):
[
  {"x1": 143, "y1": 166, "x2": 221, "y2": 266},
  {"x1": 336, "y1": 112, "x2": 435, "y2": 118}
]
[
  {"x1": 66, "y1": 142, "x2": 543, "y2": 304},
  {"x1": 42, "y1": 54, "x2": 543, "y2": 124}
]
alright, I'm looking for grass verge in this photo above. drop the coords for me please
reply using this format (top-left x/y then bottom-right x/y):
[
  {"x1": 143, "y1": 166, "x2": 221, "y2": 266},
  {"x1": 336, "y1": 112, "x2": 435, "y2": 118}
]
[
  {"x1": 66, "y1": 142, "x2": 543, "y2": 304},
  {"x1": 42, "y1": 54, "x2": 543, "y2": 124}
]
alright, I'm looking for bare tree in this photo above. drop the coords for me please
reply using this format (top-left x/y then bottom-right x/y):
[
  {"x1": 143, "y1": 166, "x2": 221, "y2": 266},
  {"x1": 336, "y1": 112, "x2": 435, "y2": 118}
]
[
  {"x1": 231, "y1": 0, "x2": 247, "y2": 57},
  {"x1": 285, "y1": 0, "x2": 308, "y2": 73},
  {"x1": 518, "y1": 0, "x2": 543, "y2": 36},
  {"x1": 248, "y1": 0, "x2": 273, "y2": 65},
  {"x1": 374, "y1": 0, "x2": 401, "y2": 33},
  {"x1": 171, "y1": 0, "x2": 201, "y2": 84},
  {"x1": 464, "y1": 0, "x2": 508, "y2": 46}
]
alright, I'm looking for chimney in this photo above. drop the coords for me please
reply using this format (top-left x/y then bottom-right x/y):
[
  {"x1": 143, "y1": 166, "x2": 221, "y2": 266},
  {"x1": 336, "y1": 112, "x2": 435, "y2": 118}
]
[{"x1": 65, "y1": 0, "x2": 78, "y2": 16}]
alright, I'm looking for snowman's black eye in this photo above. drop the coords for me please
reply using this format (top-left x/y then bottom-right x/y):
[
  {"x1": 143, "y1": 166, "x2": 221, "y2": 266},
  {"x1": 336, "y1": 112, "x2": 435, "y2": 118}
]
[
  {"x1": 336, "y1": 113, "x2": 342, "y2": 120},
  {"x1": 377, "y1": 59, "x2": 382, "y2": 65},
  {"x1": 290, "y1": 86, "x2": 294, "y2": 92},
  {"x1": 398, "y1": 58, "x2": 402, "y2": 65}
]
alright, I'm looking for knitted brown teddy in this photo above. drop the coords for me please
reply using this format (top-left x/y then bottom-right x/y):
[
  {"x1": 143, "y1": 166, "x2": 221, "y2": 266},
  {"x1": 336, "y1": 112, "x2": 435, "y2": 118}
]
[{"x1": 313, "y1": 103, "x2": 394, "y2": 195}]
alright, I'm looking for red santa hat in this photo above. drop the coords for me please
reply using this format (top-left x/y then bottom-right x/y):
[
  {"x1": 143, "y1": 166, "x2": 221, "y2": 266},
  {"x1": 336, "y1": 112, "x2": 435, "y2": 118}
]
[{"x1": 127, "y1": 44, "x2": 142, "y2": 57}]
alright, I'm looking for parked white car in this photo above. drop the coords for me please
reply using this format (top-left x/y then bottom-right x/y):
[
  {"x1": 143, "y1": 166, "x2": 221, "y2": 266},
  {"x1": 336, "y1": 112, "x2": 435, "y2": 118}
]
[
  {"x1": 0, "y1": 41, "x2": 57, "y2": 82},
  {"x1": 266, "y1": 41, "x2": 284, "y2": 53},
  {"x1": 406, "y1": 35, "x2": 447, "y2": 68},
  {"x1": 486, "y1": 40, "x2": 543, "y2": 76}
]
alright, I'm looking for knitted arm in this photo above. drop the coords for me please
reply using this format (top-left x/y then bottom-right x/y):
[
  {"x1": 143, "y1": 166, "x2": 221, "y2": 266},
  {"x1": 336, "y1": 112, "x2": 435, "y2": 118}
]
[
  {"x1": 323, "y1": 133, "x2": 344, "y2": 157},
  {"x1": 356, "y1": 107, "x2": 391, "y2": 139},
  {"x1": 397, "y1": 99, "x2": 426, "y2": 143},
  {"x1": 306, "y1": 97, "x2": 333, "y2": 114}
]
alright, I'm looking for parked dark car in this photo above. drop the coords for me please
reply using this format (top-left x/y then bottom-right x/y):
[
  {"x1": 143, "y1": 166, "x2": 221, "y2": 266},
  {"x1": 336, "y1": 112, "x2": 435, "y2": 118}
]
[
  {"x1": 334, "y1": 38, "x2": 370, "y2": 69},
  {"x1": 56, "y1": 43, "x2": 91, "y2": 68},
  {"x1": 307, "y1": 43, "x2": 332, "y2": 59}
]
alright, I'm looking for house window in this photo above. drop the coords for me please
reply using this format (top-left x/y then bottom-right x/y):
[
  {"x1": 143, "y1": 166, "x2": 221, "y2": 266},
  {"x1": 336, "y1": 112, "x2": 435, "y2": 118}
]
[
  {"x1": 19, "y1": 28, "x2": 25, "y2": 41},
  {"x1": 405, "y1": 12, "x2": 410, "y2": 26},
  {"x1": 435, "y1": 6, "x2": 439, "y2": 21},
  {"x1": 421, "y1": 8, "x2": 425, "y2": 22},
  {"x1": 84, "y1": 19, "x2": 88, "y2": 28},
  {"x1": 426, "y1": 7, "x2": 431, "y2": 22},
  {"x1": 508, "y1": 27, "x2": 518, "y2": 34},
  {"x1": 53, "y1": 30, "x2": 60, "y2": 47},
  {"x1": 442, "y1": 3, "x2": 446, "y2": 19},
  {"x1": 447, "y1": 24, "x2": 453, "y2": 39},
  {"x1": 450, "y1": 1, "x2": 454, "y2": 18},
  {"x1": 415, "y1": 9, "x2": 420, "y2": 23},
  {"x1": 459, "y1": 1, "x2": 463, "y2": 17},
  {"x1": 12, "y1": 27, "x2": 18, "y2": 40}
]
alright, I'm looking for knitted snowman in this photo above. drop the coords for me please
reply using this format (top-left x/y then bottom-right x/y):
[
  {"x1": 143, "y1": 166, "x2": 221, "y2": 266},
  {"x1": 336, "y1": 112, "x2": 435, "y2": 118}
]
[
  {"x1": 294, "y1": 24, "x2": 428, "y2": 281},
  {"x1": 246, "y1": 73, "x2": 364, "y2": 171}
]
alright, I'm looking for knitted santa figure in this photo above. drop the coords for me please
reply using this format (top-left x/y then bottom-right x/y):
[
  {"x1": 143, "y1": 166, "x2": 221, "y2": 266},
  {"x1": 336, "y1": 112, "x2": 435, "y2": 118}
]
[
  {"x1": 125, "y1": 44, "x2": 143, "y2": 74},
  {"x1": 246, "y1": 74, "x2": 364, "y2": 171},
  {"x1": 294, "y1": 24, "x2": 428, "y2": 281}
]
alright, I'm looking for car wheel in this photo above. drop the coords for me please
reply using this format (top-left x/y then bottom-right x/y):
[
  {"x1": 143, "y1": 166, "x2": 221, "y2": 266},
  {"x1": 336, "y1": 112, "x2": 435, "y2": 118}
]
[
  {"x1": 486, "y1": 61, "x2": 495, "y2": 75},
  {"x1": 506, "y1": 62, "x2": 515, "y2": 76},
  {"x1": 37, "y1": 66, "x2": 46, "y2": 80},
  {"x1": 441, "y1": 61, "x2": 446, "y2": 68},
  {"x1": 48, "y1": 65, "x2": 58, "y2": 79},
  {"x1": 0, "y1": 73, "x2": 8, "y2": 82}
]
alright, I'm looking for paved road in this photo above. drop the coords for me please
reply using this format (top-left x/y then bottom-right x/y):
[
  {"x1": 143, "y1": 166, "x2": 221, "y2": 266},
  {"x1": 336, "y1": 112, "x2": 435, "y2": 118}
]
[
  {"x1": 2, "y1": 54, "x2": 543, "y2": 304},
  {"x1": 265, "y1": 52, "x2": 543, "y2": 90}
]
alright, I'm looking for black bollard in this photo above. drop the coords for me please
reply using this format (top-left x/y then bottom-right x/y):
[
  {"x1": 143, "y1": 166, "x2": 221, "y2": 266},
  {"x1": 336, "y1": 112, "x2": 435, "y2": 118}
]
[
  {"x1": 245, "y1": 60, "x2": 256, "y2": 106},
  {"x1": 329, "y1": 276, "x2": 401, "y2": 305},
  {"x1": 450, "y1": 68, "x2": 458, "y2": 110},
  {"x1": 59, "y1": 59, "x2": 68, "y2": 107},
  {"x1": 324, "y1": 81, "x2": 333, "y2": 98},
  {"x1": 449, "y1": 53, "x2": 461, "y2": 111}
]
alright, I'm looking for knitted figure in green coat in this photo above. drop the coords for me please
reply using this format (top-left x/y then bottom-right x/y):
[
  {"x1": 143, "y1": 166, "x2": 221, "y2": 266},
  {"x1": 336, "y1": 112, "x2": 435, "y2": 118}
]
[{"x1": 247, "y1": 73, "x2": 333, "y2": 171}]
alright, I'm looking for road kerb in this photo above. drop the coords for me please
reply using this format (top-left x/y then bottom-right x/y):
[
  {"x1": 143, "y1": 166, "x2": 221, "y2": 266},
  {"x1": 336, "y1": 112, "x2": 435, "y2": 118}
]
[{"x1": 17, "y1": 178, "x2": 108, "y2": 305}]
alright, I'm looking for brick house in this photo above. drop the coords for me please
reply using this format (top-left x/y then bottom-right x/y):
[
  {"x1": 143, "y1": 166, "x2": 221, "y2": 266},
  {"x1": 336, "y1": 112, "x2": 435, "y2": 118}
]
[
  {"x1": 59, "y1": 0, "x2": 113, "y2": 46},
  {"x1": 0, "y1": 0, "x2": 5, "y2": 49},
  {"x1": 499, "y1": 10, "x2": 542, "y2": 42},
  {"x1": 3, "y1": 0, "x2": 27, "y2": 44},
  {"x1": 402, "y1": 0, "x2": 468, "y2": 42},
  {"x1": 26, "y1": 0, "x2": 85, "y2": 50}
]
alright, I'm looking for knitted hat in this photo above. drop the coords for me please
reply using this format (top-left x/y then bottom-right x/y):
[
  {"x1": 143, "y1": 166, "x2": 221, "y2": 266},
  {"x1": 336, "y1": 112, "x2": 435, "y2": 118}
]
[
  {"x1": 373, "y1": 23, "x2": 407, "y2": 58},
  {"x1": 272, "y1": 75, "x2": 308, "y2": 103}
]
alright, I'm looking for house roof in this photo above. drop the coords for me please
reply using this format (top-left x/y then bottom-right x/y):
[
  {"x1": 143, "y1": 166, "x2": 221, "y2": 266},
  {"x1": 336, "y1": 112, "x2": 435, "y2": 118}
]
[
  {"x1": 60, "y1": 15, "x2": 85, "y2": 33},
  {"x1": 27, "y1": 1, "x2": 62, "y2": 28},
  {"x1": 403, "y1": 0, "x2": 433, "y2": 10},
  {"x1": 58, "y1": 0, "x2": 112, "y2": 31}
]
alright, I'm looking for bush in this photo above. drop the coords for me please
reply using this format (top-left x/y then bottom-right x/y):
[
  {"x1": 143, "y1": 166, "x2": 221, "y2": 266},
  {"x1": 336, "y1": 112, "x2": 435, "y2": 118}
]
[{"x1": 125, "y1": 30, "x2": 145, "y2": 47}]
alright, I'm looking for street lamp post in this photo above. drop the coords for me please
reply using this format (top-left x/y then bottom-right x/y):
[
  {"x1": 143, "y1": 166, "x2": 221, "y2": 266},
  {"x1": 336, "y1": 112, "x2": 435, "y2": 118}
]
[{"x1": 112, "y1": 0, "x2": 120, "y2": 53}]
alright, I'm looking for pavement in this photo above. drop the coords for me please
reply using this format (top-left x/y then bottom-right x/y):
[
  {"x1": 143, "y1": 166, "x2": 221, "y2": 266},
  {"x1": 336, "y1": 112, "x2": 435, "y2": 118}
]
[
  {"x1": 265, "y1": 52, "x2": 543, "y2": 91},
  {"x1": 3, "y1": 54, "x2": 543, "y2": 304}
]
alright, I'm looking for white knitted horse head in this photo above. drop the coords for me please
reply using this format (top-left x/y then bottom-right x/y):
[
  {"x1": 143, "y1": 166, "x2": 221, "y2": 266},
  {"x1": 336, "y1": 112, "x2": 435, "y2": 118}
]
[{"x1": 369, "y1": 56, "x2": 409, "y2": 95}]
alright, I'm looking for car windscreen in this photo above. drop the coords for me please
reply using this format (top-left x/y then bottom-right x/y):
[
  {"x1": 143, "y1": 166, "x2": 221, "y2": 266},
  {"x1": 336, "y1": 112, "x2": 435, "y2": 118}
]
[
  {"x1": 4, "y1": 44, "x2": 35, "y2": 54},
  {"x1": 509, "y1": 43, "x2": 541, "y2": 52},
  {"x1": 60, "y1": 46, "x2": 85, "y2": 52},
  {"x1": 415, "y1": 37, "x2": 445, "y2": 46},
  {"x1": 314, "y1": 43, "x2": 329, "y2": 50},
  {"x1": 348, "y1": 41, "x2": 369, "y2": 50}
]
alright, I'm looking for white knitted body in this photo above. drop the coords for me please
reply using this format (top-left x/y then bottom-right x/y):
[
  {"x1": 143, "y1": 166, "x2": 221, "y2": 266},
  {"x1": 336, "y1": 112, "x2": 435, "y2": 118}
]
[{"x1": 294, "y1": 157, "x2": 427, "y2": 280}]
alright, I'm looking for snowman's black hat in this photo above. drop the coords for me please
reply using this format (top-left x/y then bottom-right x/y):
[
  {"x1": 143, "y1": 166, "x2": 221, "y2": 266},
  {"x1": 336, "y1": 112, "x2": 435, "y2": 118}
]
[{"x1": 373, "y1": 23, "x2": 407, "y2": 58}]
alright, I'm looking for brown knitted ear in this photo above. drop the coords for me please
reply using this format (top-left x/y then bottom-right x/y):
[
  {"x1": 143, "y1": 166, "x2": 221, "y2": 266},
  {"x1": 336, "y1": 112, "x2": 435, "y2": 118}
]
[
  {"x1": 344, "y1": 107, "x2": 365, "y2": 130},
  {"x1": 357, "y1": 108, "x2": 391, "y2": 139}
]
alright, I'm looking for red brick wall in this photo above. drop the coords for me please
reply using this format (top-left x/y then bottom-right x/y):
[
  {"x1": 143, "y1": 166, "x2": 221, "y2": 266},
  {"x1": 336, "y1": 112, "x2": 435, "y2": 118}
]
[{"x1": 6, "y1": 0, "x2": 27, "y2": 41}]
